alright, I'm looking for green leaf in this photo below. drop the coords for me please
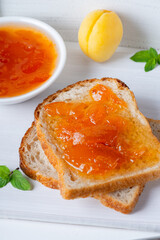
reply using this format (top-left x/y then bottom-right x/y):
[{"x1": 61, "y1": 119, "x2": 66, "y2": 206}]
[
  {"x1": 0, "y1": 165, "x2": 10, "y2": 178},
  {"x1": 145, "y1": 58, "x2": 157, "y2": 72},
  {"x1": 0, "y1": 177, "x2": 10, "y2": 188},
  {"x1": 0, "y1": 166, "x2": 10, "y2": 188},
  {"x1": 10, "y1": 170, "x2": 31, "y2": 191},
  {"x1": 158, "y1": 54, "x2": 160, "y2": 64},
  {"x1": 149, "y1": 48, "x2": 158, "y2": 59},
  {"x1": 130, "y1": 50, "x2": 151, "y2": 62}
]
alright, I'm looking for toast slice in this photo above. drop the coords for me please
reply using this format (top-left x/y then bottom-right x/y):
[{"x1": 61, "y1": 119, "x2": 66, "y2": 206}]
[
  {"x1": 20, "y1": 122, "x2": 59, "y2": 189},
  {"x1": 19, "y1": 119, "x2": 160, "y2": 214},
  {"x1": 35, "y1": 78, "x2": 160, "y2": 199},
  {"x1": 19, "y1": 122, "x2": 141, "y2": 214}
]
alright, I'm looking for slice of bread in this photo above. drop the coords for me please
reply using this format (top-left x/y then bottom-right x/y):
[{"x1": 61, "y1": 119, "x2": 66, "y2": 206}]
[
  {"x1": 19, "y1": 122, "x2": 141, "y2": 214},
  {"x1": 94, "y1": 185, "x2": 144, "y2": 214},
  {"x1": 35, "y1": 78, "x2": 160, "y2": 199},
  {"x1": 19, "y1": 119, "x2": 160, "y2": 214},
  {"x1": 20, "y1": 122, "x2": 59, "y2": 189}
]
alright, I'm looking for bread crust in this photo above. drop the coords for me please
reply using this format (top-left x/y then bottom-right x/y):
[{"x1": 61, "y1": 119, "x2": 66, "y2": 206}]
[
  {"x1": 34, "y1": 78, "x2": 160, "y2": 199},
  {"x1": 94, "y1": 185, "x2": 144, "y2": 214},
  {"x1": 19, "y1": 122, "x2": 59, "y2": 189}
]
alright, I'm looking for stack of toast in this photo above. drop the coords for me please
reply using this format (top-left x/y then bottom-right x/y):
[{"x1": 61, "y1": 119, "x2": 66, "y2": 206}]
[{"x1": 19, "y1": 78, "x2": 160, "y2": 214}]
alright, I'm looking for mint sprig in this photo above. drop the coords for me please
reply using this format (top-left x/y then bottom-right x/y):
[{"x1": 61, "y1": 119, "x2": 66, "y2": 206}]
[
  {"x1": 130, "y1": 47, "x2": 160, "y2": 72},
  {"x1": 0, "y1": 165, "x2": 31, "y2": 191}
]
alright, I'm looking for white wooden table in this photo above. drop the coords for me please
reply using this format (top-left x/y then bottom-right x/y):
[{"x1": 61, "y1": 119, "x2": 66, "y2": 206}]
[
  {"x1": 1, "y1": 0, "x2": 160, "y2": 239},
  {"x1": 1, "y1": 219, "x2": 160, "y2": 240}
]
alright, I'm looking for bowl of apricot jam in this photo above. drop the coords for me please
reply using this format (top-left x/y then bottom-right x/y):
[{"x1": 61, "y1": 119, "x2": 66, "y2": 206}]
[{"x1": 0, "y1": 16, "x2": 66, "y2": 104}]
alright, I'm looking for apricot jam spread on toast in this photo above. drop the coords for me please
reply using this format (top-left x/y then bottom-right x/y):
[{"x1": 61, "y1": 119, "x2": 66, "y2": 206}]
[{"x1": 43, "y1": 84, "x2": 160, "y2": 178}]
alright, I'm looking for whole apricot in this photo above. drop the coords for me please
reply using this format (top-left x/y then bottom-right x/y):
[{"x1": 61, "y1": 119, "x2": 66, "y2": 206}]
[{"x1": 78, "y1": 10, "x2": 123, "y2": 62}]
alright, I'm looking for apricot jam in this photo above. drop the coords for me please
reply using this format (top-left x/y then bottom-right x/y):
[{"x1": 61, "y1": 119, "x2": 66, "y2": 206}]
[
  {"x1": 0, "y1": 27, "x2": 57, "y2": 97},
  {"x1": 43, "y1": 84, "x2": 160, "y2": 178}
]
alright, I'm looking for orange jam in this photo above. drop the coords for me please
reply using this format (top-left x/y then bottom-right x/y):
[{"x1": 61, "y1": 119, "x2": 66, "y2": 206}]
[
  {"x1": 0, "y1": 27, "x2": 57, "y2": 97},
  {"x1": 42, "y1": 84, "x2": 159, "y2": 178}
]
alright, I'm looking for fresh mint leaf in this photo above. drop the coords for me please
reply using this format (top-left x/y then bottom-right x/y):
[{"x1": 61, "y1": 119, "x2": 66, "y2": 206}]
[
  {"x1": 0, "y1": 177, "x2": 10, "y2": 188},
  {"x1": 149, "y1": 48, "x2": 158, "y2": 59},
  {"x1": 10, "y1": 170, "x2": 31, "y2": 191},
  {"x1": 130, "y1": 50, "x2": 151, "y2": 62},
  {"x1": 145, "y1": 58, "x2": 157, "y2": 72},
  {"x1": 0, "y1": 165, "x2": 10, "y2": 178},
  {"x1": 158, "y1": 54, "x2": 160, "y2": 64},
  {"x1": 0, "y1": 166, "x2": 10, "y2": 188}
]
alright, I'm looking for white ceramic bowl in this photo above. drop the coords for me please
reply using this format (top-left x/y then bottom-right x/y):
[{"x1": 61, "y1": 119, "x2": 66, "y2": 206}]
[{"x1": 0, "y1": 16, "x2": 66, "y2": 104}]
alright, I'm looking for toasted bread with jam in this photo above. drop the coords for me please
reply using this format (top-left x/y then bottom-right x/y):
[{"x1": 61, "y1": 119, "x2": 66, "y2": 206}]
[{"x1": 34, "y1": 78, "x2": 160, "y2": 199}]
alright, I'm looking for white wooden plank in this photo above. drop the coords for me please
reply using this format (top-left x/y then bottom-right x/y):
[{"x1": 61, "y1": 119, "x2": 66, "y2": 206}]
[
  {"x1": 1, "y1": 219, "x2": 160, "y2": 240},
  {"x1": 1, "y1": 0, "x2": 160, "y2": 49}
]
